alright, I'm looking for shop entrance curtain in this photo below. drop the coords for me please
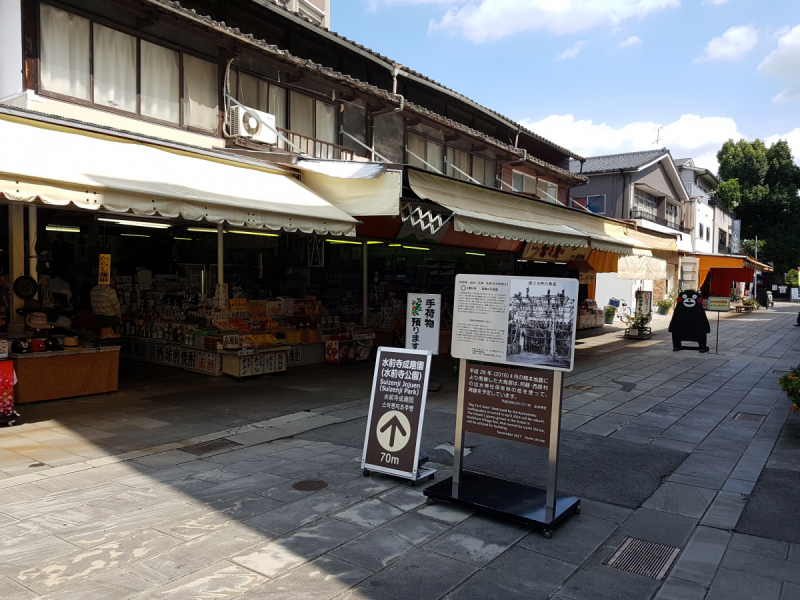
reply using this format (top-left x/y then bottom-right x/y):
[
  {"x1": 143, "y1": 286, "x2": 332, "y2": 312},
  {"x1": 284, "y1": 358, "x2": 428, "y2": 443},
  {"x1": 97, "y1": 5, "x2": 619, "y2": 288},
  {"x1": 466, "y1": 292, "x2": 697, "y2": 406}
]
[
  {"x1": 0, "y1": 113, "x2": 357, "y2": 235},
  {"x1": 709, "y1": 267, "x2": 754, "y2": 297}
]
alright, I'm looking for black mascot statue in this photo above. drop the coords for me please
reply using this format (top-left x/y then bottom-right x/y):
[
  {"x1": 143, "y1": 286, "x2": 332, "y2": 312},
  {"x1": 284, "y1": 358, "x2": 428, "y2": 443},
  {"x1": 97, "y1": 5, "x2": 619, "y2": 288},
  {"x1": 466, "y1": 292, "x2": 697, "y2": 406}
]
[{"x1": 668, "y1": 290, "x2": 710, "y2": 352}]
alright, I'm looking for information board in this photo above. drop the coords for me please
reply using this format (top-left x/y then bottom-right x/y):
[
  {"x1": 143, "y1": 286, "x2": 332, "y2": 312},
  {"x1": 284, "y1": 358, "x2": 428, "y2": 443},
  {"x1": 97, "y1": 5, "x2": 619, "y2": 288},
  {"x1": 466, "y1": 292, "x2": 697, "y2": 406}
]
[
  {"x1": 451, "y1": 275, "x2": 579, "y2": 372},
  {"x1": 464, "y1": 364, "x2": 553, "y2": 447},
  {"x1": 362, "y1": 348, "x2": 432, "y2": 480},
  {"x1": 405, "y1": 293, "x2": 441, "y2": 355},
  {"x1": 707, "y1": 297, "x2": 731, "y2": 312}
]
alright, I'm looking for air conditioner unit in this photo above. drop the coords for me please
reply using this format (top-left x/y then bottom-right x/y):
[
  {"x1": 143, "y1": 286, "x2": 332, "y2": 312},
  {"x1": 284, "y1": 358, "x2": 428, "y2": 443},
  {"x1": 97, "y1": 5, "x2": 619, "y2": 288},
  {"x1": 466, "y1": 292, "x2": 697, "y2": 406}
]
[{"x1": 228, "y1": 105, "x2": 277, "y2": 145}]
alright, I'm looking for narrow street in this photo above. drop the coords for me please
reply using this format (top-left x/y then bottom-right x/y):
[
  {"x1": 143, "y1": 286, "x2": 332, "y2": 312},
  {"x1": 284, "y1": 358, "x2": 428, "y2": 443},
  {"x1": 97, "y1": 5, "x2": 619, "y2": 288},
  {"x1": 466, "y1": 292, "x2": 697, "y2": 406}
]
[{"x1": 1, "y1": 305, "x2": 799, "y2": 599}]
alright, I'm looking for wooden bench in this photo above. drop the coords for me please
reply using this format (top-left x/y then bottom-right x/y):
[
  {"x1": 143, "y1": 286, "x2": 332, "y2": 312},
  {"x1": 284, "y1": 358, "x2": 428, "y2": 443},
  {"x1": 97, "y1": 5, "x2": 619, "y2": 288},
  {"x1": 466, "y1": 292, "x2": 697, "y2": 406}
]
[{"x1": 735, "y1": 305, "x2": 754, "y2": 313}]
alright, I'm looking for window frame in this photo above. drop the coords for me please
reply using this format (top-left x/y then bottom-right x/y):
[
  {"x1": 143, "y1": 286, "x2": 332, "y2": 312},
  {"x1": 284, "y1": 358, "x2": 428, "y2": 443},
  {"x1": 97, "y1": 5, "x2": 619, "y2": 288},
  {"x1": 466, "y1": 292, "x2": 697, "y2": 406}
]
[
  {"x1": 570, "y1": 194, "x2": 606, "y2": 215},
  {"x1": 511, "y1": 170, "x2": 560, "y2": 203},
  {"x1": 665, "y1": 202, "x2": 679, "y2": 225},
  {"x1": 634, "y1": 189, "x2": 658, "y2": 215},
  {"x1": 36, "y1": 0, "x2": 221, "y2": 136},
  {"x1": 406, "y1": 130, "x2": 445, "y2": 174}
]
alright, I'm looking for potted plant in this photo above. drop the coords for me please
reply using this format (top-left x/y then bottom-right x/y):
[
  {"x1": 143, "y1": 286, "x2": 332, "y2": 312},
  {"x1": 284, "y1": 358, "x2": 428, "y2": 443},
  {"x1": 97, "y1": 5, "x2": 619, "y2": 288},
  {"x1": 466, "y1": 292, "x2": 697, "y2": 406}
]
[
  {"x1": 778, "y1": 366, "x2": 800, "y2": 412},
  {"x1": 656, "y1": 299, "x2": 672, "y2": 315},
  {"x1": 603, "y1": 305, "x2": 616, "y2": 324}
]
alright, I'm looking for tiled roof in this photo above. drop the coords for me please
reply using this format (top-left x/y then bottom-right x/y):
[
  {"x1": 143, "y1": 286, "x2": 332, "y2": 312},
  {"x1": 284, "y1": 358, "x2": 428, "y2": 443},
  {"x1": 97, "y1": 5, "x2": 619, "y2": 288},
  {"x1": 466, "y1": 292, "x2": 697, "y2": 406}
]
[
  {"x1": 569, "y1": 149, "x2": 670, "y2": 175},
  {"x1": 143, "y1": 0, "x2": 587, "y2": 184}
]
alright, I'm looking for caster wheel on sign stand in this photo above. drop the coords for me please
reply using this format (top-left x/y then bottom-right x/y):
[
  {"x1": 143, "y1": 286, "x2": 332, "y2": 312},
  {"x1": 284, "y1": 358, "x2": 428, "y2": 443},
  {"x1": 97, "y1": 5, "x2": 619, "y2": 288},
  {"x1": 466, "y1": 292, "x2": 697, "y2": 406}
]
[
  {"x1": 408, "y1": 480, "x2": 416, "y2": 487},
  {"x1": 426, "y1": 498, "x2": 435, "y2": 506},
  {"x1": 573, "y1": 505, "x2": 581, "y2": 515},
  {"x1": 543, "y1": 529, "x2": 553, "y2": 539},
  {"x1": 362, "y1": 470, "x2": 371, "y2": 477}
]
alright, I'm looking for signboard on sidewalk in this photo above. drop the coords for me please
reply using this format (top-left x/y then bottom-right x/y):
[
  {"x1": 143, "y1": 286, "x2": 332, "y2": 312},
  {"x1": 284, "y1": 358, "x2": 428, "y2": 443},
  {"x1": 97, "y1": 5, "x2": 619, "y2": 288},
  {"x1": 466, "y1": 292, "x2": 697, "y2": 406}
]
[
  {"x1": 361, "y1": 347, "x2": 432, "y2": 480},
  {"x1": 405, "y1": 293, "x2": 441, "y2": 354},
  {"x1": 451, "y1": 275, "x2": 579, "y2": 372},
  {"x1": 707, "y1": 297, "x2": 731, "y2": 312},
  {"x1": 464, "y1": 364, "x2": 554, "y2": 447}
]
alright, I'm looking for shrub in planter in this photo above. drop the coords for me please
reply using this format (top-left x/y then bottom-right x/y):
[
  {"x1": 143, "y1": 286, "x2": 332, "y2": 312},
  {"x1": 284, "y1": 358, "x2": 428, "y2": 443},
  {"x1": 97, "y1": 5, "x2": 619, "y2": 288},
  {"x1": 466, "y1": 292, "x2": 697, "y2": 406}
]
[
  {"x1": 779, "y1": 366, "x2": 800, "y2": 412},
  {"x1": 603, "y1": 306, "x2": 616, "y2": 324},
  {"x1": 656, "y1": 300, "x2": 672, "y2": 315}
]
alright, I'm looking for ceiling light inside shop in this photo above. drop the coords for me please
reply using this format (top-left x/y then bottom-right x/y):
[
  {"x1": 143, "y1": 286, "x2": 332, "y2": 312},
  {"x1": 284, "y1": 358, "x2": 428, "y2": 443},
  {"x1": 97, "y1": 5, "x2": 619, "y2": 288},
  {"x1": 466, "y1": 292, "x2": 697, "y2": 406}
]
[
  {"x1": 465, "y1": 252, "x2": 485, "y2": 256},
  {"x1": 229, "y1": 230, "x2": 279, "y2": 237},
  {"x1": 46, "y1": 225, "x2": 81, "y2": 233},
  {"x1": 367, "y1": 241, "x2": 384, "y2": 245},
  {"x1": 326, "y1": 239, "x2": 362, "y2": 245},
  {"x1": 388, "y1": 244, "x2": 402, "y2": 247},
  {"x1": 534, "y1": 261, "x2": 547, "y2": 263},
  {"x1": 97, "y1": 218, "x2": 171, "y2": 229},
  {"x1": 555, "y1": 262, "x2": 567, "y2": 265},
  {"x1": 173, "y1": 237, "x2": 192, "y2": 241},
  {"x1": 517, "y1": 260, "x2": 527, "y2": 263},
  {"x1": 403, "y1": 246, "x2": 429, "y2": 251},
  {"x1": 121, "y1": 233, "x2": 150, "y2": 238},
  {"x1": 186, "y1": 227, "x2": 218, "y2": 233}
]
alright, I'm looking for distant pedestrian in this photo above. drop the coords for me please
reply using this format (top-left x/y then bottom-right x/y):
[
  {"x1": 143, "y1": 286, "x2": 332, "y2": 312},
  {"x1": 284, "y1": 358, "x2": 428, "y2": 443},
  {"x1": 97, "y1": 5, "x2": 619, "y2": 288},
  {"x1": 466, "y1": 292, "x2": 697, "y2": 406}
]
[{"x1": 795, "y1": 312, "x2": 800, "y2": 327}]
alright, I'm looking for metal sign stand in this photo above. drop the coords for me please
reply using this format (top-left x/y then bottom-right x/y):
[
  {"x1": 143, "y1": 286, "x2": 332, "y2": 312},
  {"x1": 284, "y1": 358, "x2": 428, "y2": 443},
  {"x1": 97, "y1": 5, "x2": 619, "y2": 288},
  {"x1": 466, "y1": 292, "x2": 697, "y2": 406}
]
[
  {"x1": 425, "y1": 359, "x2": 580, "y2": 538},
  {"x1": 715, "y1": 311, "x2": 720, "y2": 355}
]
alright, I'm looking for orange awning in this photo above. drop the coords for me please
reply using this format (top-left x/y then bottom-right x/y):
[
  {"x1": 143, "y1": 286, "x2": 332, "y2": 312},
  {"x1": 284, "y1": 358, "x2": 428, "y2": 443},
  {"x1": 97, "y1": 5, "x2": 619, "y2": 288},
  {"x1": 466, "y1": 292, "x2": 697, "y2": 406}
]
[
  {"x1": 588, "y1": 250, "x2": 619, "y2": 274},
  {"x1": 697, "y1": 255, "x2": 744, "y2": 289}
]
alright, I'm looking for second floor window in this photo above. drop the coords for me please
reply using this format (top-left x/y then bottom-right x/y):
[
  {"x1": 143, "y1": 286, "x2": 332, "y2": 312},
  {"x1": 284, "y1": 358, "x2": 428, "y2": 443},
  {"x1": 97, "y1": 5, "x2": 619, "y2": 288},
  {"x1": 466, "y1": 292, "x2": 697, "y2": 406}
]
[
  {"x1": 40, "y1": 3, "x2": 219, "y2": 133},
  {"x1": 407, "y1": 132, "x2": 444, "y2": 173},
  {"x1": 699, "y1": 223, "x2": 704, "y2": 239},
  {"x1": 571, "y1": 195, "x2": 606, "y2": 215},
  {"x1": 634, "y1": 189, "x2": 658, "y2": 216},
  {"x1": 665, "y1": 203, "x2": 678, "y2": 225},
  {"x1": 512, "y1": 171, "x2": 558, "y2": 203}
]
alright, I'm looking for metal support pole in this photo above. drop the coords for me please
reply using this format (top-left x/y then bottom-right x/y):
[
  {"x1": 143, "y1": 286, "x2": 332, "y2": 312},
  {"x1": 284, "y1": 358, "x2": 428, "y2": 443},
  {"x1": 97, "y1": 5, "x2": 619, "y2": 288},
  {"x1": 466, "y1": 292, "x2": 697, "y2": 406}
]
[
  {"x1": 8, "y1": 205, "x2": 25, "y2": 325},
  {"x1": 362, "y1": 242, "x2": 368, "y2": 327},
  {"x1": 716, "y1": 311, "x2": 720, "y2": 355},
  {"x1": 452, "y1": 358, "x2": 467, "y2": 499},
  {"x1": 546, "y1": 370, "x2": 564, "y2": 523},
  {"x1": 28, "y1": 206, "x2": 37, "y2": 297},
  {"x1": 217, "y1": 224, "x2": 224, "y2": 285}
]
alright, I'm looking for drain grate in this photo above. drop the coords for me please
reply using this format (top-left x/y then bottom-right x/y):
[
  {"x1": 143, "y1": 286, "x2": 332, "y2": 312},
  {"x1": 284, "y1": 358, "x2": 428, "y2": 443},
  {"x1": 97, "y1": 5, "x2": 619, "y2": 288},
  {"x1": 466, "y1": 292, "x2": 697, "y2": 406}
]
[
  {"x1": 734, "y1": 412, "x2": 766, "y2": 423},
  {"x1": 604, "y1": 537, "x2": 680, "y2": 580},
  {"x1": 293, "y1": 479, "x2": 328, "y2": 491},
  {"x1": 566, "y1": 385, "x2": 593, "y2": 391},
  {"x1": 180, "y1": 438, "x2": 243, "y2": 455}
]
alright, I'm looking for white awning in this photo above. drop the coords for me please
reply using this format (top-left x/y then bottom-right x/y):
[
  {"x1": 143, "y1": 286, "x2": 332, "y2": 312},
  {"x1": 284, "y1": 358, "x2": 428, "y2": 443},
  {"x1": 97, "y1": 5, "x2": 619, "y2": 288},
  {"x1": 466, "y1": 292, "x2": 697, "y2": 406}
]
[
  {"x1": 0, "y1": 113, "x2": 358, "y2": 235},
  {"x1": 298, "y1": 168, "x2": 402, "y2": 217},
  {"x1": 618, "y1": 255, "x2": 668, "y2": 280}
]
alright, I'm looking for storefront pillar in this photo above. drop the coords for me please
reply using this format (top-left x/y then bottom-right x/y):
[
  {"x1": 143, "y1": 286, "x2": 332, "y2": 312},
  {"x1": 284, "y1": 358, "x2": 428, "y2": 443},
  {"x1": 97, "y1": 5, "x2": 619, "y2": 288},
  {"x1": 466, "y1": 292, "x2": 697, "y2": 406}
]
[
  {"x1": 28, "y1": 206, "x2": 37, "y2": 297},
  {"x1": 362, "y1": 241, "x2": 368, "y2": 327},
  {"x1": 8, "y1": 205, "x2": 25, "y2": 325},
  {"x1": 217, "y1": 224, "x2": 224, "y2": 285}
]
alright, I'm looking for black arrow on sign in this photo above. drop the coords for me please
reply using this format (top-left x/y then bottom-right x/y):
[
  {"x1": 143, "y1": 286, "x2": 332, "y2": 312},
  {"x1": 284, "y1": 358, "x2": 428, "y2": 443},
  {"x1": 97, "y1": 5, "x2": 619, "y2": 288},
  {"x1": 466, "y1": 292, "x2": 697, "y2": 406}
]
[{"x1": 380, "y1": 415, "x2": 407, "y2": 448}]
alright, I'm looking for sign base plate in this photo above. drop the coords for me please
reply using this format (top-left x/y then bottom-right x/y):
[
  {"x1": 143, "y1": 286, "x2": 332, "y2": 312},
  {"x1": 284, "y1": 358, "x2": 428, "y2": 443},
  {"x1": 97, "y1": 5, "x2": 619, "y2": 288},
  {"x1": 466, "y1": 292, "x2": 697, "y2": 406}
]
[{"x1": 423, "y1": 471, "x2": 579, "y2": 535}]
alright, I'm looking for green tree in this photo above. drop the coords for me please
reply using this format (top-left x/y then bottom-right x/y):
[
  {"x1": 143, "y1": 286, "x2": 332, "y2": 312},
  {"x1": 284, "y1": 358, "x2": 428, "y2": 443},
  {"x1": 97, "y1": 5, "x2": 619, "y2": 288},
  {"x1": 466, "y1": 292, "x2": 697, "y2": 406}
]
[
  {"x1": 718, "y1": 139, "x2": 768, "y2": 190},
  {"x1": 715, "y1": 178, "x2": 741, "y2": 212},
  {"x1": 787, "y1": 269, "x2": 799, "y2": 287}
]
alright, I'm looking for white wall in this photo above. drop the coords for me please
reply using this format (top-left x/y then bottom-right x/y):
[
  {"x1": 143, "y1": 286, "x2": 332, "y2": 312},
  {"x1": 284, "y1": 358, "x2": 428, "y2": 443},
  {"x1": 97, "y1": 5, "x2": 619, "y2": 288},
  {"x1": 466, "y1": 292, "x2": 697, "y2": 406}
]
[
  {"x1": 0, "y1": 0, "x2": 23, "y2": 99},
  {"x1": 596, "y1": 273, "x2": 634, "y2": 308},
  {"x1": 692, "y1": 201, "x2": 714, "y2": 254}
]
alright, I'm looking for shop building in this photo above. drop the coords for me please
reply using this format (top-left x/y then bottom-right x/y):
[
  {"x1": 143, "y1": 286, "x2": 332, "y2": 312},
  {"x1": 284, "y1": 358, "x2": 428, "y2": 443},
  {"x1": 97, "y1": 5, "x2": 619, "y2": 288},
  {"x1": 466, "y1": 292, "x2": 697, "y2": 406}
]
[{"x1": 1, "y1": 0, "x2": 677, "y2": 405}]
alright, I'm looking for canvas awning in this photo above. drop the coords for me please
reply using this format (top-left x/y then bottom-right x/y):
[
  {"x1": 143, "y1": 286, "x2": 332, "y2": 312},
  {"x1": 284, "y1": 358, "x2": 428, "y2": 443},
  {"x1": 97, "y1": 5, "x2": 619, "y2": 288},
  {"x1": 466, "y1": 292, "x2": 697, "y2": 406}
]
[
  {"x1": 407, "y1": 169, "x2": 645, "y2": 253},
  {"x1": 695, "y1": 254, "x2": 769, "y2": 289},
  {"x1": 0, "y1": 112, "x2": 358, "y2": 235},
  {"x1": 297, "y1": 165, "x2": 402, "y2": 217},
  {"x1": 618, "y1": 255, "x2": 668, "y2": 280}
]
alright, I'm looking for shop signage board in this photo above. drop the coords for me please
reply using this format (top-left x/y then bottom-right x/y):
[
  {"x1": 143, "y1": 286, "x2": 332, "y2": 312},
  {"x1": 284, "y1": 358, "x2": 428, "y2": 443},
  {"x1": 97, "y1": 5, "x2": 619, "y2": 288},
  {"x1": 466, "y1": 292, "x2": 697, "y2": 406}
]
[
  {"x1": 451, "y1": 275, "x2": 579, "y2": 372},
  {"x1": 405, "y1": 293, "x2": 441, "y2": 355},
  {"x1": 578, "y1": 270, "x2": 595, "y2": 285},
  {"x1": 707, "y1": 297, "x2": 730, "y2": 355},
  {"x1": 521, "y1": 243, "x2": 590, "y2": 263},
  {"x1": 361, "y1": 347, "x2": 435, "y2": 483},
  {"x1": 731, "y1": 220, "x2": 741, "y2": 254},
  {"x1": 98, "y1": 254, "x2": 112, "y2": 285},
  {"x1": 793, "y1": 288, "x2": 799, "y2": 302},
  {"x1": 425, "y1": 275, "x2": 580, "y2": 538}
]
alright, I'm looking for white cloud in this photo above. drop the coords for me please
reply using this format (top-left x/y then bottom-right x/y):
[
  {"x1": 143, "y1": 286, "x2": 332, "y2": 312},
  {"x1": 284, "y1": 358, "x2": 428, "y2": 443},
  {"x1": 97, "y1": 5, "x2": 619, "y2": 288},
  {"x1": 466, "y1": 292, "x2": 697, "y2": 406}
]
[
  {"x1": 616, "y1": 35, "x2": 642, "y2": 48},
  {"x1": 696, "y1": 25, "x2": 758, "y2": 62},
  {"x1": 703, "y1": 0, "x2": 729, "y2": 5},
  {"x1": 427, "y1": 0, "x2": 679, "y2": 43},
  {"x1": 556, "y1": 41, "x2": 586, "y2": 60},
  {"x1": 764, "y1": 129, "x2": 800, "y2": 162},
  {"x1": 520, "y1": 114, "x2": 746, "y2": 173},
  {"x1": 758, "y1": 25, "x2": 800, "y2": 103}
]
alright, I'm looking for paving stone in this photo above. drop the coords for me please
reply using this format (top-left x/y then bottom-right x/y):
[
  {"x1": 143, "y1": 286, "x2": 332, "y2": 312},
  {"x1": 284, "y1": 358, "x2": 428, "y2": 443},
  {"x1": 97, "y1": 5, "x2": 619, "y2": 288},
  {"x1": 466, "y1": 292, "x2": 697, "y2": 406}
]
[
  {"x1": 334, "y1": 498, "x2": 404, "y2": 528},
  {"x1": 666, "y1": 473, "x2": 725, "y2": 490},
  {"x1": 425, "y1": 514, "x2": 529, "y2": 566},
  {"x1": 782, "y1": 582, "x2": 800, "y2": 599},
  {"x1": 706, "y1": 567, "x2": 782, "y2": 600},
  {"x1": 211, "y1": 493, "x2": 284, "y2": 520},
  {"x1": 722, "y1": 478, "x2": 756, "y2": 494},
  {"x1": 36, "y1": 568, "x2": 155, "y2": 600},
  {"x1": 670, "y1": 526, "x2": 731, "y2": 586},
  {"x1": 233, "y1": 518, "x2": 364, "y2": 577},
  {"x1": 577, "y1": 499, "x2": 633, "y2": 524},
  {"x1": 127, "y1": 523, "x2": 264, "y2": 585},
  {"x1": 244, "y1": 490, "x2": 360, "y2": 537},
  {"x1": 653, "y1": 576, "x2": 707, "y2": 600},
  {"x1": 0, "y1": 535, "x2": 79, "y2": 577},
  {"x1": 152, "y1": 561, "x2": 266, "y2": 599},
  {"x1": 0, "y1": 576, "x2": 36, "y2": 599},
  {"x1": 238, "y1": 555, "x2": 371, "y2": 600},
  {"x1": 329, "y1": 525, "x2": 418, "y2": 571},
  {"x1": 518, "y1": 514, "x2": 617, "y2": 565},
  {"x1": 0, "y1": 482, "x2": 129, "y2": 520},
  {"x1": 153, "y1": 510, "x2": 231, "y2": 540},
  {"x1": 193, "y1": 472, "x2": 289, "y2": 504},
  {"x1": 618, "y1": 509, "x2": 698, "y2": 548},
  {"x1": 643, "y1": 482, "x2": 717, "y2": 518},
  {"x1": 378, "y1": 486, "x2": 428, "y2": 511},
  {"x1": 416, "y1": 502, "x2": 476, "y2": 525},
  {"x1": 728, "y1": 533, "x2": 789, "y2": 560},
  {"x1": 446, "y1": 547, "x2": 576, "y2": 600},
  {"x1": 721, "y1": 548, "x2": 800, "y2": 585},
  {"x1": 329, "y1": 473, "x2": 399, "y2": 497},
  {"x1": 337, "y1": 549, "x2": 477, "y2": 600},
  {"x1": 650, "y1": 438, "x2": 698, "y2": 453},
  {"x1": 554, "y1": 564, "x2": 661, "y2": 600},
  {"x1": 701, "y1": 491, "x2": 747, "y2": 530}
]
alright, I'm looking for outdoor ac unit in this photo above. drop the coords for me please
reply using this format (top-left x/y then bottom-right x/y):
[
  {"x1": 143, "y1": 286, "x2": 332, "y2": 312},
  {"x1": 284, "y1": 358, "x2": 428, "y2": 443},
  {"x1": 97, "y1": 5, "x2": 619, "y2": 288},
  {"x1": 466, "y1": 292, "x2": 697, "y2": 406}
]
[{"x1": 228, "y1": 105, "x2": 277, "y2": 145}]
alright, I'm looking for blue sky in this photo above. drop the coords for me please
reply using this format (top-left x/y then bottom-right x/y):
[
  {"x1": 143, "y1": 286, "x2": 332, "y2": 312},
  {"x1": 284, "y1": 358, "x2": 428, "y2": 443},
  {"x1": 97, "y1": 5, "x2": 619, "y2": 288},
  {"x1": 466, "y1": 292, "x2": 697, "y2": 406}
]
[{"x1": 331, "y1": 0, "x2": 800, "y2": 170}]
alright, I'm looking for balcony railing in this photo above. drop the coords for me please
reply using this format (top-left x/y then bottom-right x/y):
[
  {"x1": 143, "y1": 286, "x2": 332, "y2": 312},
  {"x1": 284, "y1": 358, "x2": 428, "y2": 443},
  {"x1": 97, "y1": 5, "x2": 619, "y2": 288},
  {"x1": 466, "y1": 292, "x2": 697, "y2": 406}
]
[
  {"x1": 718, "y1": 245, "x2": 733, "y2": 255},
  {"x1": 630, "y1": 209, "x2": 692, "y2": 234},
  {"x1": 684, "y1": 181, "x2": 710, "y2": 203},
  {"x1": 709, "y1": 197, "x2": 736, "y2": 219},
  {"x1": 278, "y1": 128, "x2": 355, "y2": 161}
]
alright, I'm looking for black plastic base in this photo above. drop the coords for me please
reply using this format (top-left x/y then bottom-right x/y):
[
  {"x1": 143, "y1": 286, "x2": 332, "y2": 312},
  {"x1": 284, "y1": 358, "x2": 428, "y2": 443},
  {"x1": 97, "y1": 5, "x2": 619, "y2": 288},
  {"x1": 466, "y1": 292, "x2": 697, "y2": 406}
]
[{"x1": 424, "y1": 471, "x2": 580, "y2": 534}]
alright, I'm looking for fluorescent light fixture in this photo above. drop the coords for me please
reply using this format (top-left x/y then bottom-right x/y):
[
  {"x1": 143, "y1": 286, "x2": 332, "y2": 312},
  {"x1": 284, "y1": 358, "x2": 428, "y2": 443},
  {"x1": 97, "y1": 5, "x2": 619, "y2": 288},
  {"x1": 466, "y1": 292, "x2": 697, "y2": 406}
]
[
  {"x1": 555, "y1": 262, "x2": 567, "y2": 265},
  {"x1": 388, "y1": 244, "x2": 402, "y2": 247},
  {"x1": 403, "y1": 245, "x2": 429, "y2": 251},
  {"x1": 98, "y1": 218, "x2": 171, "y2": 229},
  {"x1": 367, "y1": 241, "x2": 384, "y2": 245},
  {"x1": 121, "y1": 233, "x2": 150, "y2": 238},
  {"x1": 465, "y1": 252, "x2": 485, "y2": 256},
  {"x1": 517, "y1": 260, "x2": 527, "y2": 263},
  {"x1": 186, "y1": 227, "x2": 218, "y2": 233},
  {"x1": 534, "y1": 261, "x2": 548, "y2": 264},
  {"x1": 46, "y1": 225, "x2": 80, "y2": 233},
  {"x1": 326, "y1": 239, "x2": 362, "y2": 245},
  {"x1": 174, "y1": 237, "x2": 192, "y2": 241},
  {"x1": 229, "y1": 230, "x2": 279, "y2": 237}
]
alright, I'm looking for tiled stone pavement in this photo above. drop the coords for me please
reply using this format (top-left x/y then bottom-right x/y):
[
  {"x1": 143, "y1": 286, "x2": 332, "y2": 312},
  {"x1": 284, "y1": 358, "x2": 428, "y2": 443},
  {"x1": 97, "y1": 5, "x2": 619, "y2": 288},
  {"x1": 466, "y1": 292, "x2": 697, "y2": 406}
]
[{"x1": 0, "y1": 305, "x2": 799, "y2": 598}]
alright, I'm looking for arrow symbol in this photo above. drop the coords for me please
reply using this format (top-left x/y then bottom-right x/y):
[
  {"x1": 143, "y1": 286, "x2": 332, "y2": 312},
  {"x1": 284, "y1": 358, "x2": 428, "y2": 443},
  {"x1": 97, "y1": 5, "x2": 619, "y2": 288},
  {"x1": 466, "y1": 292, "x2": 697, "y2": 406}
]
[{"x1": 380, "y1": 414, "x2": 407, "y2": 448}]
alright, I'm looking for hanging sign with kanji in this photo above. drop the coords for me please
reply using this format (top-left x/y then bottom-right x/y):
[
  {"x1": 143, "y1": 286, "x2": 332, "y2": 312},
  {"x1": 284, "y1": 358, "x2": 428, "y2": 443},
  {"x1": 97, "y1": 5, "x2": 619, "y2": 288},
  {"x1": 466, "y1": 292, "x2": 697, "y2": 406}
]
[
  {"x1": 405, "y1": 293, "x2": 441, "y2": 355},
  {"x1": 98, "y1": 254, "x2": 112, "y2": 284}
]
